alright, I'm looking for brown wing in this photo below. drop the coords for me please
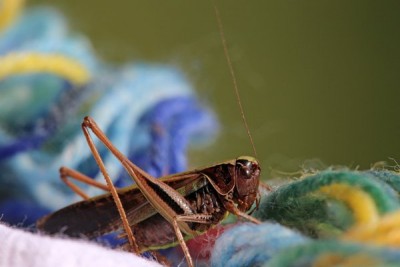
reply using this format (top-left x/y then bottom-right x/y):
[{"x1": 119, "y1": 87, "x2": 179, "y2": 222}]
[{"x1": 36, "y1": 171, "x2": 206, "y2": 238}]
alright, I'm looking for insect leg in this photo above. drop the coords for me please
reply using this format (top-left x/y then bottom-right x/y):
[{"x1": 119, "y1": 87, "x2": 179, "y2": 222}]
[
  {"x1": 175, "y1": 214, "x2": 214, "y2": 224},
  {"x1": 82, "y1": 116, "x2": 200, "y2": 266},
  {"x1": 80, "y1": 120, "x2": 140, "y2": 254},
  {"x1": 231, "y1": 205, "x2": 261, "y2": 224},
  {"x1": 172, "y1": 214, "x2": 214, "y2": 267},
  {"x1": 172, "y1": 218, "x2": 194, "y2": 267},
  {"x1": 59, "y1": 166, "x2": 110, "y2": 200}
]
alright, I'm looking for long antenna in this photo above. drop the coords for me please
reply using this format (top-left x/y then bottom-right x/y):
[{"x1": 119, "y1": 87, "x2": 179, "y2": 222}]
[{"x1": 213, "y1": 2, "x2": 258, "y2": 158}]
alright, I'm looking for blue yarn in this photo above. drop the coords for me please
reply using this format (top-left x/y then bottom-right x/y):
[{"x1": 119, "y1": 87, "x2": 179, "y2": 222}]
[
  {"x1": 0, "y1": 135, "x2": 47, "y2": 160},
  {"x1": 0, "y1": 6, "x2": 218, "y2": 227},
  {"x1": 0, "y1": 199, "x2": 50, "y2": 226},
  {"x1": 128, "y1": 97, "x2": 218, "y2": 179},
  {"x1": 211, "y1": 223, "x2": 309, "y2": 267},
  {"x1": 168, "y1": 100, "x2": 217, "y2": 173},
  {"x1": 135, "y1": 97, "x2": 191, "y2": 177},
  {"x1": 0, "y1": 80, "x2": 82, "y2": 159},
  {"x1": 212, "y1": 203, "x2": 400, "y2": 267},
  {"x1": 1, "y1": 66, "x2": 206, "y2": 210},
  {"x1": 0, "y1": 8, "x2": 99, "y2": 73},
  {"x1": 266, "y1": 240, "x2": 400, "y2": 267},
  {"x1": 0, "y1": 8, "x2": 67, "y2": 54}
]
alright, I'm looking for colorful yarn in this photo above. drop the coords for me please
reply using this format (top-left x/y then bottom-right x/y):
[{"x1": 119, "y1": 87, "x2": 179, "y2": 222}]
[
  {"x1": 3, "y1": 3, "x2": 400, "y2": 267},
  {"x1": 253, "y1": 170, "x2": 399, "y2": 237},
  {"x1": 266, "y1": 240, "x2": 400, "y2": 267},
  {"x1": 318, "y1": 183, "x2": 380, "y2": 226},
  {"x1": 343, "y1": 210, "x2": 400, "y2": 247},
  {"x1": 210, "y1": 223, "x2": 309, "y2": 267},
  {"x1": 130, "y1": 97, "x2": 217, "y2": 178},
  {"x1": 367, "y1": 169, "x2": 400, "y2": 195},
  {"x1": 212, "y1": 169, "x2": 400, "y2": 266},
  {"x1": 0, "y1": 3, "x2": 217, "y2": 229},
  {"x1": 0, "y1": 52, "x2": 90, "y2": 85}
]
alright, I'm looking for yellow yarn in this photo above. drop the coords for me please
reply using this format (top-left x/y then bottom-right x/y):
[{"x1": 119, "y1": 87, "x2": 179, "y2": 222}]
[
  {"x1": 343, "y1": 211, "x2": 400, "y2": 248},
  {"x1": 0, "y1": 52, "x2": 90, "y2": 86},
  {"x1": 319, "y1": 183, "x2": 380, "y2": 226},
  {"x1": 0, "y1": 0, "x2": 24, "y2": 30},
  {"x1": 318, "y1": 183, "x2": 400, "y2": 248},
  {"x1": 313, "y1": 253, "x2": 380, "y2": 267}
]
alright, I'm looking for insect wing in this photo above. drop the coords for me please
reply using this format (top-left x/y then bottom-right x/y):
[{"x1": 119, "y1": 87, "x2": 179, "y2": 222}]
[{"x1": 37, "y1": 171, "x2": 207, "y2": 238}]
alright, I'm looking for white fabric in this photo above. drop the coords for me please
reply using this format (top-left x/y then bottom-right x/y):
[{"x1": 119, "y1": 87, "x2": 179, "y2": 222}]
[{"x1": 0, "y1": 223, "x2": 162, "y2": 267}]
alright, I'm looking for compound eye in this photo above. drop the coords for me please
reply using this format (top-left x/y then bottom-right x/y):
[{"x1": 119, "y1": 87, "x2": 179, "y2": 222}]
[
  {"x1": 244, "y1": 161, "x2": 252, "y2": 176},
  {"x1": 237, "y1": 159, "x2": 257, "y2": 179}
]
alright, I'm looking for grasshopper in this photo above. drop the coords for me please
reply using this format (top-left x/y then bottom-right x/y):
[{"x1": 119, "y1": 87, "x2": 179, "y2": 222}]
[
  {"x1": 37, "y1": 117, "x2": 261, "y2": 266},
  {"x1": 37, "y1": 4, "x2": 264, "y2": 267}
]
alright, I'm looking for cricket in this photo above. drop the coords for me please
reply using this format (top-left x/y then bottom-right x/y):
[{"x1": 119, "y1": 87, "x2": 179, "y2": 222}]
[{"x1": 36, "y1": 3, "x2": 265, "y2": 267}]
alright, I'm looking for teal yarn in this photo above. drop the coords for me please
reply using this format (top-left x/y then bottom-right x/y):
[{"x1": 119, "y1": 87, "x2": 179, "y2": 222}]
[
  {"x1": 211, "y1": 227, "x2": 400, "y2": 267},
  {"x1": 367, "y1": 170, "x2": 400, "y2": 196},
  {"x1": 253, "y1": 170, "x2": 399, "y2": 237},
  {"x1": 0, "y1": 8, "x2": 221, "y2": 265},
  {"x1": 0, "y1": 7, "x2": 99, "y2": 72},
  {"x1": 0, "y1": 6, "x2": 218, "y2": 216}
]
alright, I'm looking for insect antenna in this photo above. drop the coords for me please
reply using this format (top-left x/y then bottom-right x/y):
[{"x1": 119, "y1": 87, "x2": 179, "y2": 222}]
[{"x1": 213, "y1": 2, "x2": 258, "y2": 158}]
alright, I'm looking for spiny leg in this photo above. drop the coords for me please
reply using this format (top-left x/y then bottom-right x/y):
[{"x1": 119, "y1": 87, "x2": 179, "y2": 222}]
[
  {"x1": 82, "y1": 116, "x2": 202, "y2": 265},
  {"x1": 81, "y1": 119, "x2": 140, "y2": 254},
  {"x1": 172, "y1": 214, "x2": 214, "y2": 267},
  {"x1": 59, "y1": 166, "x2": 110, "y2": 200},
  {"x1": 172, "y1": 218, "x2": 194, "y2": 267}
]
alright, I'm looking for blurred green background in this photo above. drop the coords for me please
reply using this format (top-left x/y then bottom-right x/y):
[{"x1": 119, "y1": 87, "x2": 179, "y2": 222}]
[{"x1": 29, "y1": 0, "x2": 400, "y2": 177}]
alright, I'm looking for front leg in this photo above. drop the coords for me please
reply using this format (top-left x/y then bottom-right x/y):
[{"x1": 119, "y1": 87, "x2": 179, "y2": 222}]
[{"x1": 224, "y1": 201, "x2": 261, "y2": 224}]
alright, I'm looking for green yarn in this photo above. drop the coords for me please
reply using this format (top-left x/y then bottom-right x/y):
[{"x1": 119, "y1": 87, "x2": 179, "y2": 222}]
[{"x1": 254, "y1": 171, "x2": 399, "y2": 237}]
